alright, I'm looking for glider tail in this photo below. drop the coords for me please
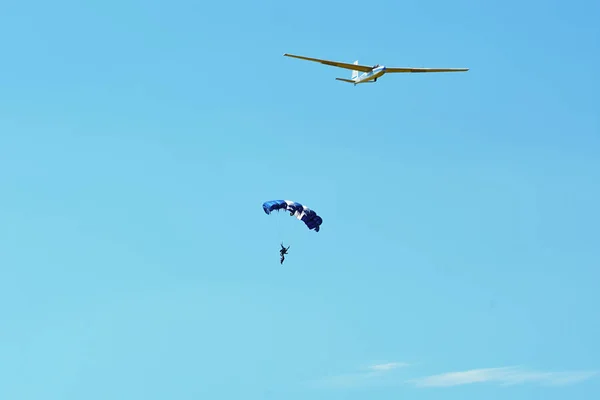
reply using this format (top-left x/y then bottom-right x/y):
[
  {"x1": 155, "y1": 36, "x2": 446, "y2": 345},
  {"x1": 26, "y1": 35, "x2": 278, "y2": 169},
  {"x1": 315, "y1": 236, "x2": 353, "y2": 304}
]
[
  {"x1": 336, "y1": 60, "x2": 359, "y2": 84},
  {"x1": 335, "y1": 78, "x2": 356, "y2": 84},
  {"x1": 351, "y1": 60, "x2": 359, "y2": 80}
]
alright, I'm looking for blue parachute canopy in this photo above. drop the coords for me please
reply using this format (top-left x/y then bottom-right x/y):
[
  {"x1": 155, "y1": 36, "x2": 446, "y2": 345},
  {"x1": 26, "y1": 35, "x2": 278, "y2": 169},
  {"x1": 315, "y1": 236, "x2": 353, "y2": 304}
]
[{"x1": 262, "y1": 200, "x2": 323, "y2": 232}]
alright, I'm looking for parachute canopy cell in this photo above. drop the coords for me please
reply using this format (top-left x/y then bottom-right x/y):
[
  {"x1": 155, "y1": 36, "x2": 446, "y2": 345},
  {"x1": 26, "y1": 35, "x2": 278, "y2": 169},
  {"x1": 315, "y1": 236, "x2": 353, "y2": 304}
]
[{"x1": 262, "y1": 200, "x2": 323, "y2": 232}]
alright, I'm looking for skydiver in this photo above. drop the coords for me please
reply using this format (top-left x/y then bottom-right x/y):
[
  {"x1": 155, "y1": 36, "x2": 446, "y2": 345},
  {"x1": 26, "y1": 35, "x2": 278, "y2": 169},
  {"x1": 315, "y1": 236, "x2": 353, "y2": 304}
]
[{"x1": 280, "y1": 243, "x2": 290, "y2": 264}]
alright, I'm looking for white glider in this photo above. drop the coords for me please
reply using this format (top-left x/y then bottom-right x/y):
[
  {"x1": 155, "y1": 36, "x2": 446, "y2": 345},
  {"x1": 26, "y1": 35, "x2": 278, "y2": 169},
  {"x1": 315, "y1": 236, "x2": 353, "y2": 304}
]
[{"x1": 284, "y1": 53, "x2": 469, "y2": 85}]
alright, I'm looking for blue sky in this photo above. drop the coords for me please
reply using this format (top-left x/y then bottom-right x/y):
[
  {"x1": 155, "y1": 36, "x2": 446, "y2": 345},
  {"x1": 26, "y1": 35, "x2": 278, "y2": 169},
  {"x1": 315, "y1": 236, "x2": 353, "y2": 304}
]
[{"x1": 1, "y1": 0, "x2": 599, "y2": 399}]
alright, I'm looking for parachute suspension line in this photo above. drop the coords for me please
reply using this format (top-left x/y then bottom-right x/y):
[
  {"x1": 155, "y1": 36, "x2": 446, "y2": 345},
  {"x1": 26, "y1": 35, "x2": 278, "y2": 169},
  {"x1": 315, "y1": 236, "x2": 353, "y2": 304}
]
[
  {"x1": 275, "y1": 209, "x2": 292, "y2": 244},
  {"x1": 275, "y1": 209, "x2": 283, "y2": 243},
  {"x1": 272, "y1": 209, "x2": 285, "y2": 245},
  {"x1": 279, "y1": 210, "x2": 290, "y2": 243}
]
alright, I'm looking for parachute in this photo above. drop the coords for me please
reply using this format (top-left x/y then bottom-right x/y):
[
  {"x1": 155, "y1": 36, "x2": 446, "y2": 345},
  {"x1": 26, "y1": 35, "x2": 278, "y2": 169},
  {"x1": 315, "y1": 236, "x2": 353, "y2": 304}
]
[{"x1": 262, "y1": 200, "x2": 323, "y2": 232}]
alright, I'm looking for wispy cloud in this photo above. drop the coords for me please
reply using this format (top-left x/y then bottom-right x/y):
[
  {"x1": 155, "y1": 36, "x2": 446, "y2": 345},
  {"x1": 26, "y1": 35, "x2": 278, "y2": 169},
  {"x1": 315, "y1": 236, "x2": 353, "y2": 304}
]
[
  {"x1": 369, "y1": 362, "x2": 409, "y2": 371},
  {"x1": 309, "y1": 361, "x2": 410, "y2": 389},
  {"x1": 409, "y1": 366, "x2": 599, "y2": 388}
]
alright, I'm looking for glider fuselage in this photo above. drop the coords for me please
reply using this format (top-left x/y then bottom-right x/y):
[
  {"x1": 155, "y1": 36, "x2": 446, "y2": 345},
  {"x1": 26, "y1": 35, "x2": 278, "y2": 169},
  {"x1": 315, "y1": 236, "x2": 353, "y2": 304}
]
[{"x1": 354, "y1": 65, "x2": 386, "y2": 84}]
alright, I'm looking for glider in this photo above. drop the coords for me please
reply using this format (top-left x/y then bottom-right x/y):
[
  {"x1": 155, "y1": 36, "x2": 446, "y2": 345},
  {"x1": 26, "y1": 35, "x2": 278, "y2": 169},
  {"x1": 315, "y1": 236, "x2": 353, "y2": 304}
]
[{"x1": 284, "y1": 53, "x2": 469, "y2": 85}]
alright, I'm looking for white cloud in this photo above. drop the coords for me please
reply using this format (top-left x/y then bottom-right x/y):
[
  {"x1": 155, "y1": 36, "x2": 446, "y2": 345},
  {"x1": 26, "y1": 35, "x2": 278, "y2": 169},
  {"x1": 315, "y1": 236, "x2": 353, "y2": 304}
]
[
  {"x1": 369, "y1": 362, "x2": 409, "y2": 371},
  {"x1": 409, "y1": 366, "x2": 599, "y2": 388},
  {"x1": 309, "y1": 361, "x2": 410, "y2": 389}
]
